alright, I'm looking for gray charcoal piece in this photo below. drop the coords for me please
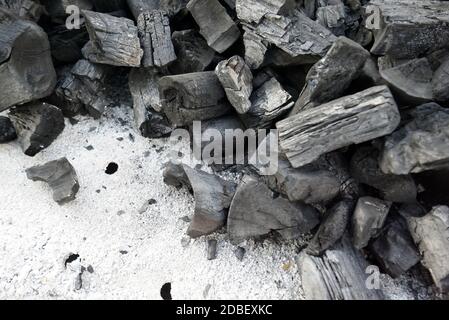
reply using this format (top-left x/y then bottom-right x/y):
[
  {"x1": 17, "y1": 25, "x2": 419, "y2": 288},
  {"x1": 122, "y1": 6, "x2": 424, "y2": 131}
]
[
  {"x1": 0, "y1": 8, "x2": 57, "y2": 111},
  {"x1": 350, "y1": 146, "x2": 417, "y2": 203},
  {"x1": 0, "y1": 0, "x2": 44, "y2": 21},
  {"x1": 127, "y1": 0, "x2": 188, "y2": 19},
  {"x1": 241, "y1": 77, "x2": 294, "y2": 129},
  {"x1": 0, "y1": 116, "x2": 17, "y2": 143},
  {"x1": 235, "y1": 0, "x2": 295, "y2": 24},
  {"x1": 82, "y1": 10, "x2": 143, "y2": 67},
  {"x1": 207, "y1": 239, "x2": 217, "y2": 260},
  {"x1": 263, "y1": 159, "x2": 340, "y2": 205},
  {"x1": 432, "y1": 58, "x2": 449, "y2": 102},
  {"x1": 370, "y1": 0, "x2": 449, "y2": 59},
  {"x1": 277, "y1": 85, "x2": 401, "y2": 168},
  {"x1": 379, "y1": 58, "x2": 433, "y2": 105},
  {"x1": 227, "y1": 175, "x2": 320, "y2": 245},
  {"x1": 163, "y1": 162, "x2": 237, "y2": 238},
  {"x1": 129, "y1": 68, "x2": 173, "y2": 138},
  {"x1": 291, "y1": 36, "x2": 370, "y2": 114},
  {"x1": 351, "y1": 197, "x2": 391, "y2": 250},
  {"x1": 297, "y1": 236, "x2": 384, "y2": 300},
  {"x1": 215, "y1": 56, "x2": 253, "y2": 114},
  {"x1": 26, "y1": 157, "x2": 80, "y2": 205},
  {"x1": 171, "y1": 29, "x2": 215, "y2": 74},
  {"x1": 9, "y1": 102, "x2": 65, "y2": 157},
  {"x1": 159, "y1": 72, "x2": 232, "y2": 127},
  {"x1": 137, "y1": 10, "x2": 176, "y2": 68},
  {"x1": 370, "y1": 219, "x2": 420, "y2": 278},
  {"x1": 242, "y1": 30, "x2": 268, "y2": 70},
  {"x1": 408, "y1": 206, "x2": 449, "y2": 294},
  {"x1": 234, "y1": 247, "x2": 245, "y2": 261},
  {"x1": 307, "y1": 199, "x2": 354, "y2": 256},
  {"x1": 186, "y1": 0, "x2": 241, "y2": 53},
  {"x1": 380, "y1": 103, "x2": 449, "y2": 175}
]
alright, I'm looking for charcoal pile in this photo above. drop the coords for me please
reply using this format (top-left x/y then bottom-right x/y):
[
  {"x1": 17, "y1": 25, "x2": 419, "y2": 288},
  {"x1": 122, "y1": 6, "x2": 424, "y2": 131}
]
[{"x1": 1, "y1": 0, "x2": 449, "y2": 300}]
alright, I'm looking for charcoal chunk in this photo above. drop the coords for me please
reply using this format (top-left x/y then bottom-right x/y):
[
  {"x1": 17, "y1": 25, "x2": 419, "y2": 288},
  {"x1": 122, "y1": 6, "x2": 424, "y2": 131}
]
[
  {"x1": 432, "y1": 58, "x2": 449, "y2": 102},
  {"x1": 127, "y1": 0, "x2": 188, "y2": 19},
  {"x1": 235, "y1": 0, "x2": 295, "y2": 24},
  {"x1": 0, "y1": 0, "x2": 44, "y2": 21},
  {"x1": 0, "y1": 116, "x2": 17, "y2": 143},
  {"x1": 207, "y1": 239, "x2": 217, "y2": 260}
]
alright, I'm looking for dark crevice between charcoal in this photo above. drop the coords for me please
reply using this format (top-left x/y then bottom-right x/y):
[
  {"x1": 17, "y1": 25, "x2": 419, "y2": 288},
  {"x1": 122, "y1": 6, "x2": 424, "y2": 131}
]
[{"x1": 414, "y1": 169, "x2": 449, "y2": 210}]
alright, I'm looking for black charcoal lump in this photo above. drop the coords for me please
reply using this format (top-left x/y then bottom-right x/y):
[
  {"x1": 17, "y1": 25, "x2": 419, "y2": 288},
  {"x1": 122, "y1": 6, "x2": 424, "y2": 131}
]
[{"x1": 0, "y1": 116, "x2": 17, "y2": 143}]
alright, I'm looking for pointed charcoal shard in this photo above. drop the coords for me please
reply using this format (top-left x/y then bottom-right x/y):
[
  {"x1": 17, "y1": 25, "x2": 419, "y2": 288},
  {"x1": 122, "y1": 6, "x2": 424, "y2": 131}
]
[
  {"x1": 129, "y1": 68, "x2": 173, "y2": 138},
  {"x1": 0, "y1": 116, "x2": 17, "y2": 143},
  {"x1": 163, "y1": 162, "x2": 237, "y2": 238},
  {"x1": 0, "y1": 8, "x2": 57, "y2": 112},
  {"x1": 82, "y1": 10, "x2": 143, "y2": 67},
  {"x1": 263, "y1": 159, "x2": 340, "y2": 205},
  {"x1": 26, "y1": 158, "x2": 79, "y2": 205},
  {"x1": 235, "y1": 0, "x2": 295, "y2": 24},
  {"x1": 432, "y1": 58, "x2": 449, "y2": 102},
  {"x1": 187, "y1": 0, "x2": 241, "y2": 53},
  {"x1": 241, "y1": 77, "x2": 294, "y2": 129},
  {"x1": 379, "y1": 58, "x2": 434, "y2": 105},
  {"x1": 351, "y1": 197, "x2": 391, "y2": 250},
  {"x1": 370, "y1": 219, "x2": 420, "y2": 278},
  {"x1": 9, "y1": 102, "x2": 65, "y2": 157},
  {"x1": 277, "y1": 85, "x2": 401, "y2": 168},
  {"x1": 380, "y1": 103, "x2": 449, "y2": 175},
  {"x1": 291, "y1": 36, "x2": 370, "y2": 114},
  {"x1": 170, "y1": 29, "x2": 215, "y2": 74},
  {"x1": 137, "y1": 10, "x2": 177, "y2": 68},
  {"x1": 227, "y1": 175, "x2": 320, "y2": 245},
  {"x1": 215, "y1": 56, "x2": 253, "y2": 114},
  {"x1": 350, "y1": 146, "x2": 417, "y2": 203},
  {"x1": 408, "y1": 206, "x2": 449, "y2": 294},
  {"x1": 159, "y1": 72, "x2": 232, "y2": 127},
  {"x1": 370, "y1": 0, "x2": 449, "y2": 59},
  {"x1": 307, "y1": 199, "x2": 354, "y2": 256},
  {"x1": 0, "y1": 0, "x2": 44, "y2": 21},
  {"x1": 297, "y1": 236, "x2": 385, "y2": 300}
]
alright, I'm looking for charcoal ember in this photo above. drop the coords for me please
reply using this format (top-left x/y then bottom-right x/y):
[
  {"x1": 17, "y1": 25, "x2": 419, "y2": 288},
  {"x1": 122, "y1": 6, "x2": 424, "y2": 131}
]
[
  {"x1": 0, "y1": 116, "x2": 17, "y2": 143},
  {"x1": 127, "y1": 0, "x2": 188, "y2": 19},
  {"x1": 0, "y1": 8, "x2": 57, "y2": 111},
  {"x1": 370, "y1": 0, "x2": 449, "y2": 59},
  {"x1": 379, "y1": 58, "x2": 433, "y2": 105},
  {"x1": 351, "y1": 197, "x2": 391, "y2": 249},
  {"x1": 241, "y1": 77, "x2": 294, "y2": 129},
  {"x1": 291, "y1": 36, "x2": 370, "y2": 114},
  {"x1": 380, "y1": 103, "x2": 449, "y2": 175},
  {"x1": 242, "y1": 30, "x2": 268, "y2": 70},
  {"x1": 370, "y1": 219, "x2": 420, "y2": 278},
  {"x1": 41, "y1": 0, "x2": 92, "y2": 23},
  {"x1": 186, "y1": 0, "x2": 241, "y2": 53},
  {"x1": 432, "y1": 58, "x2": 449, "y2": 102},
  {"x1": 82, "y1": 10, "x2": 143, "y2": 67},
  {"x1": 227, "y1": 175, "x2": 320, "y2": 245},
  {"x1": 48, "y1": 26, "x2": 89, "y2": 64},
  {"x1": 0, "y1": 0, "x2": 44, "y2": 21},
  {"x1": 128, "y1": 67, "x2": 173, "y2": 138},
  {"x1": 408, "y1": 206, "x2": 449, "y2": 294},
  {"x1": 297, "y1": 236, "x2": 384, "y2": 300},
  {"x1": 9, "y1": 102, "x2": 65, "y2": 157},
  {"x1": 235, "y1": 0, "x2": 295, "y2": 24},
  {"x1": 277, "y1": 85, "x2": 401, "y2": 168},
  {"x1": 91, "y1": 0, "x2": 127, "y2": 12},
  {"x1": 137, "y1": 10, "x2": 176, "y2": 68},
  {"x1": 350, "y1": 146, "x2": 417, "y2": 203},
  {"x1": 170, "y1": 29, "x2": 215, "y2": 74},
  {"x1": 158, "y1": 72, "x2": 232, "y2": 127},
  {"x1": 26, "y1": 158, "x2": 79, "y2": 205},
  {"x1": 163, "y1": 162, "x2": 237, "y2": 238},
  {"x1": 307, "y1": 199, "x2": 354, "y2": 256},
  {"x1": 56, "y1": 59, "x2": 113, "y2": 119},
  {"x1": 215, "y1": 56, "x2": 253, "y2": 115},
  {"x1": 263, "y1": 159, "x2": 340, "y2": 205}
]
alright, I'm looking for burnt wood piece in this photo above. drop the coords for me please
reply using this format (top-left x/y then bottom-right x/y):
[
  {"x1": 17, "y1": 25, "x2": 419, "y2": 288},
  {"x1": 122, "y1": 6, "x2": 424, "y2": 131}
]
[
  {"x1": 242, "y1": 30, "x2": 268, "y2": 70},
  {"x1": 127, "y1": 0, "x2": 188, "y2": 19},
  {"x1": 215, "y1": 56, "x2": 253, "y2": 114},
  {"x1": 128, "y1": 67, "x2": 173, "y2": 138},
  {"x1": 0, "y1": 8, "x2": 57, "y2": 111},
  {"x1": 9, "y1": 102, "x2": 65, "y2": 157},
  {"x1": 159, "y1": 71, "x2": 232, "y2": 127},
  {"x1": 82, "y1": 10, "x2": 143, "y2": 67},
  {"x1": 370, "y1": 0, "x2": 449, "y2": 59},
  {"x1": 26, "y1": 157, "x2": 80, "y2": 205},
  {"x1": 408, "y1": 206, "x2": 449, "y2": 295},
  {"x1": 0, "y1": 116, "x2": 17, "y2": 143},
  {"x1": 277, "y1": 85, "x2": 401, "y2": 168},
  {"x1": 350, "y1": 146, "x2": 417, "y2": 203},
  {"x1": 380, "y1": 103, "x2": 449, "y2": 175},
  {"x1": 432, "y1": 58, "x2": 449, "y2": 102},
  {"x1": 291, "y1": 36, "x2": 370, "y2": 114},
  {"x1": 235, "y1": 0, "x2": 295, "y2": 24},
  {"x1": 0, "y1": 0, "x2": 44, "y2": 21},
  {"x1": 297, "y1": 236, "x2": 385, "y2": 300},
  {"x1": 227, "y1": 175, "x2": 320, "y2": 245},
  {"x1": 186, "y1": 0, "x2": 240, "y2": 53},
  {"x1": 137, "y1": 10, "x2": 176, "y2": 68},
  {"x1": 163, "y1": 162, "x2": 237, "y2": 238}
]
